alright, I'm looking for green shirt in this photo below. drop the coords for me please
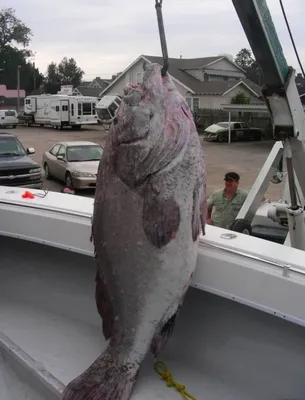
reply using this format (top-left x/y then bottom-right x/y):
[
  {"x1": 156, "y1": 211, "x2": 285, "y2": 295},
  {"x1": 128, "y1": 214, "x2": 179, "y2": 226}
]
[{"x1": 207, "y1": 188, "x2": 248, "y2": 229}]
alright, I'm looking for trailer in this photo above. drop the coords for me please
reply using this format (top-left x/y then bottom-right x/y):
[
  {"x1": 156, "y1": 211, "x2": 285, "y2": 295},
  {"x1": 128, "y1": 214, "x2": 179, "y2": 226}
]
[
  {"x1": 95, "y1": 94, "x2": 122, "y2": 129},
  {"x1": 23, "y1": 94, "x2": 99, "y2": 129}
]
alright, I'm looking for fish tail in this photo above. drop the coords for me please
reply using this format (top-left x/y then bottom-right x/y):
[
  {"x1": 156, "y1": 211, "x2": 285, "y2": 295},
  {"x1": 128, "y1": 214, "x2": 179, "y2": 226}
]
[{"x1": 62, "y1": 348, "x2": 140, "y2": 400}]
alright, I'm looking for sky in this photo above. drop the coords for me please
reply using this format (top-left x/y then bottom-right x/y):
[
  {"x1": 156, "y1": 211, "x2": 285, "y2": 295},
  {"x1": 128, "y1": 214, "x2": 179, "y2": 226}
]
[{"x1": 4, "y1": 0, "x2": 305, "y2": 81}]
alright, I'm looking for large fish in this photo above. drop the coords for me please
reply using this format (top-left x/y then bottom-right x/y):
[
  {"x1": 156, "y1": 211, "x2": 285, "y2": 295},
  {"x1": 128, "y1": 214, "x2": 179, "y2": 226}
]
[{"x1": 62, "y1": 62, "x2": 206, "y2": 400}]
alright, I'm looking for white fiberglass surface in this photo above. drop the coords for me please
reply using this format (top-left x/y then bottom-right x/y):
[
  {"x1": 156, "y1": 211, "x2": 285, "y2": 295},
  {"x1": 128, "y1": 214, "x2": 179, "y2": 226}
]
[
  {"x1": 1, "y1": 235, "x2": 305, "y2": 400},
  {"x1": 0, "y1": 355, "x2": 44, "y2": 400}
]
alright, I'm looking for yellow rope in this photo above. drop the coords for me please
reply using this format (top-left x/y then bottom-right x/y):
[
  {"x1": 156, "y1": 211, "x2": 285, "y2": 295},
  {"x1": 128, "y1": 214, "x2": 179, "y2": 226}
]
[{"x1": 154, "y1": 360, "x2": 197, "y2": 400}]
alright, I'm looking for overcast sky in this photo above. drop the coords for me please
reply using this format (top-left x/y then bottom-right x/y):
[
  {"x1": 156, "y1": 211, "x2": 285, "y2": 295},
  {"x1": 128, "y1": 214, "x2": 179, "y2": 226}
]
[{"x1": 5, "y1": 0, "x2": 304, "y2": 80}]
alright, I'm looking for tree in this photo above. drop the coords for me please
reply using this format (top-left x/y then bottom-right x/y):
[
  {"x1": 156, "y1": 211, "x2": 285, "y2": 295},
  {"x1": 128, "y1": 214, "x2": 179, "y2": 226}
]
[
  {"x1": 234, "y1": 48, "x2": 262, "y2": 85},
  {"x1": 58, "y1": 57, "x2": 84, "y2": 87},
  {"x1": 0, "y1": 7, "x2": 32, "y2": 53},
  {"x1": 235, "y1": 48, "x2": 254, "y2": 71},
  {"x1": 231, "y1": 91, "x2": 251, "y2": 105},
  {"x1": 44, "y1": 62, "x2": 61, "y2": 94},
  {"x1": 44, "y1": 57, "x2": 84, "y2": 93},
  {"x1": 0, "y1": 7, "x2": 44, "y2": 94},
  {"x1": 0, "y1": 46, "x2": 44, "y2": 93}
]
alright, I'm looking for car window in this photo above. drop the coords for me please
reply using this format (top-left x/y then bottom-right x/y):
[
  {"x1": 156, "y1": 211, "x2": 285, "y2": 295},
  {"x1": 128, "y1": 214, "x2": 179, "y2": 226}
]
[
  {"x1": 241, "y1": 122, "x2": 249, "y2": 128},
  {"x1": 234, "y1": 123, "x2": 242, "y2": 129},
  {"x1": 5, "y1": 111, "x2": 16, "y2": 117},
  {"x1": 66, "y1": 145, "x2": 103, "y2": 162},
  {"x1": 0, "y1": 136, "x2": 26, "y2": 156},
  {"x1": 57, "y1": 145, "x2": 66, "y2": 158},
  {"x1": 50, "y1": 144, "x2": 61, "y2": 156}
]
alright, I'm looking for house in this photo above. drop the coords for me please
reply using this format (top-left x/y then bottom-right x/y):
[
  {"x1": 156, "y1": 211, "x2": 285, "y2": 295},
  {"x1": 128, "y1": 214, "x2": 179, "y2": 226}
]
[
  {"x1": 100, "y1": 54, "x2": 264, "y2": 110},
  {"x1": 72, "y1": 76, "x2": 112, "y2": 99},
  {"x1": 0, "y1": 84, "x2": 26, "y2": 110}
]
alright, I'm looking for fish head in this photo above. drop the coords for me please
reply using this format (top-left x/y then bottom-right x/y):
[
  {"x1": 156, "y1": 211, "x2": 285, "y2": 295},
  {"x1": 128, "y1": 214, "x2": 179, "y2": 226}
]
[{"x1": 110, "y1": 62, "x2": 193, "y2": 189}]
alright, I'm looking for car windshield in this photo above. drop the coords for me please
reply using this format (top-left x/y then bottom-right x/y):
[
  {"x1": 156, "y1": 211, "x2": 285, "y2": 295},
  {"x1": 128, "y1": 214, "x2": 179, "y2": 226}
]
[
  {"x1": 66, "y1": 145, "x2": 103, "y2": 162},
  {"x1": 217, "y1": 122, "x2": 230, "y2": 128},
  {"x1": 0, "y1": 137, "x2": 26, "y2": 156}
]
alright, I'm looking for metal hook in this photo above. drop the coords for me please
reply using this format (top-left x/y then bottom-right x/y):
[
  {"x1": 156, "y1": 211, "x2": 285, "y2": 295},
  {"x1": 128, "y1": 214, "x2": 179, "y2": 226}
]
[{"x1": 155, "y1": 0, "x2": 169, "y2": 76}]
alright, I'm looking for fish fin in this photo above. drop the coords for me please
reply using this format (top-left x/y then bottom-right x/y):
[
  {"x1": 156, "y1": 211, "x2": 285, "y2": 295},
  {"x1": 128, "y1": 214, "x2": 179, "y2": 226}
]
[
  {"x1": 151, "y1": 273, "x2": 193, "y2": 357},
  {"x1": 143, "y1": 183, "x2": 180, "y2": 249},
  {"x1": 150, "y1": 305, "x2": 182, "y2": 358},
  {"x1": 192, "y1": 179, "x2": 206, "y2": 240},
  {"x1": 95, "y1": 268, "x2": 115, "y2": 340},
  {"x1": 62, "y1": 348, "x2": 140, "y2": 400}
]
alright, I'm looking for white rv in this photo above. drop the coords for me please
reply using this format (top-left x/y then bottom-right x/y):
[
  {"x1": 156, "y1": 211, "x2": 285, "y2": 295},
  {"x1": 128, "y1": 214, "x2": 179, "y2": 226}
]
[
  {"x1": 95, "y1": 95, "x2": 122, "y2": 129},
  {"x1": 23, "y1": 94, "x2": 98, "y2": 129}
]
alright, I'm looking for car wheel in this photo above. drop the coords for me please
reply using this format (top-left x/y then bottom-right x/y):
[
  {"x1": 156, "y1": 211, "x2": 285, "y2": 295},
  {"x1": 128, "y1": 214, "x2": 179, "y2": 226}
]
[
  {"x1": 230, "y1": 219, "x2": 252, "y2": 235},
  {"x1": 65, "y1": 172, "x2": 74, "y2": 189},
  {"x1": 13, "y1": 125, "x2": 16, "y2": 128},
  {"x1": 44, "y1": 163, "x2": 52, "y2": 180}
]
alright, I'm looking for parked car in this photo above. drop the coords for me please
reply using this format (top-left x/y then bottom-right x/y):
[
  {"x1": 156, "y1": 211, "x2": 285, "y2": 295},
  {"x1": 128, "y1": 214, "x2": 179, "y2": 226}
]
[
  {"x1": 0, "y1": 132, "x2": 42, "y2": 188},
  {"x1": 42, "y1": 141, "x2": 103, "y2": 189},
  {"x1": 203, "y1": 121, "x2": 263, "y2": 142},
  {"x1": 0, "y1": 110, "x2": 18, "y2": 128}
]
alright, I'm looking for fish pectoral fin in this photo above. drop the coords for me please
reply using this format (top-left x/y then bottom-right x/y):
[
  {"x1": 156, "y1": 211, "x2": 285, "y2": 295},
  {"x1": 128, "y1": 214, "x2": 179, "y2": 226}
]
[
  {"x1": 95, "y1": 269, "x2": 115, "y2": 340},
  {"x1": 192, "y1": 180, "x2": 206, "y2": 240},
  {"x1": 143, "y1": 184, "x2": 180, "y2": 249},
  {"x1": 150, "y1": 302, "x2": 182, "y2": 358}
]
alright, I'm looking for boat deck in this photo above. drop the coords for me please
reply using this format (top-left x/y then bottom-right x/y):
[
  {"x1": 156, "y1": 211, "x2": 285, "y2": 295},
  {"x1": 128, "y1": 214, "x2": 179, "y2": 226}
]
[{"x1": 1, "y1": 235, "x2": 305, "y2": 400}]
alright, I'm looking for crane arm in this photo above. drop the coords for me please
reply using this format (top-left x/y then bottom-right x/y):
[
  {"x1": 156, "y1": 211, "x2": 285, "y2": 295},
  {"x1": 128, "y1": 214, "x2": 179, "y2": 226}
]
[{"x1": 231, "y1": 0, "x2": 305, "y2": 250}]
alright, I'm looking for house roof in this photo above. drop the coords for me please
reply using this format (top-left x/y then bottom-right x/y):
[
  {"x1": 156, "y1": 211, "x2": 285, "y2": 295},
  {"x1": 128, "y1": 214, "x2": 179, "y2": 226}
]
[
  {"x1": 101, "y1": 54, "x2": 260, "y2": 97},
  {"x1": 74, "y1": 86, "x2": 103, "y2": 97}
]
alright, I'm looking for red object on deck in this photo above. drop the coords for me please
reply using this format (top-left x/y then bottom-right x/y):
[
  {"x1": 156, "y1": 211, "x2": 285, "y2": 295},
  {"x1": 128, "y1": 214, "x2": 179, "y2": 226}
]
[{"x1": 22, "y1": 191, "x2": 35, "y2": 199}]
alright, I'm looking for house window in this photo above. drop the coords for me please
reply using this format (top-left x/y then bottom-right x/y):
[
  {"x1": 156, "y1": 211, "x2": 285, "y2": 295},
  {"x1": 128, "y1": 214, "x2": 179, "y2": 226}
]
[
  {"x1": 136, "y1": 72, "x2": 143, "y2": 85},
  {"x1": 192, "y1": 97, "x2": 200, "y2": 112},
  {"x1": 209, "y1": 75, "x2": 224, "y2": 82},
  {"x1": 186, "y1": 97, "x2": 200, "y2": 112},
  {"x1": 71, "y1": 103, "x2": 74, "y2": 116}
]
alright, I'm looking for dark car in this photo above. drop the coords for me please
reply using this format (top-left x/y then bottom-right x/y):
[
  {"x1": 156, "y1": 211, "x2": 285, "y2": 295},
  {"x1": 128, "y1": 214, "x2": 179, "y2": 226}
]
[
  {"x1": 0, "y1": 132, "x2": 42, "y2": 188},
  {"x1": 203, "y1": 121, "x2": 263, "y2": 142}
]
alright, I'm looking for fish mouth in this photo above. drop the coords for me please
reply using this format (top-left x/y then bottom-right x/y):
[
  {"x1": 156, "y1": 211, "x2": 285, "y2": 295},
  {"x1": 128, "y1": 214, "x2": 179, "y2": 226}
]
[{"x1": 118, "y1": 131, "x2": 149, "y2": 146}]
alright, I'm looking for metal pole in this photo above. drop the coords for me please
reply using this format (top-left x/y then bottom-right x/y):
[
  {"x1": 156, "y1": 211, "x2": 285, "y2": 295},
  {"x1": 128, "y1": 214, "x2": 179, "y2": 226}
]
[
  {"x1": 17, "y1": 65, "x2": 21, "y2": 113},
  {"x1": 228, "y1": 111, "x2": 231, "y2": 143},
  {"x1": 33, "y1": 61, "x2": 36, "y2": 91}
]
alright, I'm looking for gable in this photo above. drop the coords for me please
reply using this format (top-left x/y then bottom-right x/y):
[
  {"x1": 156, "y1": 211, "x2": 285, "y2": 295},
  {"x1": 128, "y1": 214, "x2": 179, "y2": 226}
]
[
  {"x1": 222, "y1": 82, "x2": 261, "y2": 103},
  {"x1": 205, "y1": 58, "x2": 244, "y2": 74}
]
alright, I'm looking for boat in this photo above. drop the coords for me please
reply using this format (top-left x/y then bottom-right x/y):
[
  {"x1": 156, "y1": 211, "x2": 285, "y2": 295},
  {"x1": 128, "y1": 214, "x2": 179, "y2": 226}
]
[{"x1": 1, "y1": 0, "x2": 305, "y2": 399}]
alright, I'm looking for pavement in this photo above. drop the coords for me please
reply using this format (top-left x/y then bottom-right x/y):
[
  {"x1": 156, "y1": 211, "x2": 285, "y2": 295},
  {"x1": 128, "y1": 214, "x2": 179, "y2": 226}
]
[{"x1": 11, "y1": 124, "x2": 284, "y2": 201}]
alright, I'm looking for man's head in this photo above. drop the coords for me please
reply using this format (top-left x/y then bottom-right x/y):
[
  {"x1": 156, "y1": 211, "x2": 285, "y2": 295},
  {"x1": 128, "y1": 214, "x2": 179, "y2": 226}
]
[{"x1": 224, "y1": 171, "x2": 240, "y2": 192}]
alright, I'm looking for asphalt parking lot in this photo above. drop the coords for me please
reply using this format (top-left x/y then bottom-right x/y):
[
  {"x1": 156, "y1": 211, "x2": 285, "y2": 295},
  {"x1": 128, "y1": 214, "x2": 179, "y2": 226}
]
[{"x1": 11, "y1": 124, "x2": 283, "y2": 201}]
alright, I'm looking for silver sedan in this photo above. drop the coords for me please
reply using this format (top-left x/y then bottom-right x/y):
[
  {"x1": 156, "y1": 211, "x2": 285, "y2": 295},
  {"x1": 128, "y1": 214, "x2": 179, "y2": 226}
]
[{"x1": 42, "y1": 141, "x2": 103, "y2": 189}]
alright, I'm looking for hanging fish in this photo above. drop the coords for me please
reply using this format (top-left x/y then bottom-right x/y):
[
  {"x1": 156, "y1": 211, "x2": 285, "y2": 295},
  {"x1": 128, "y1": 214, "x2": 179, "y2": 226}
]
[{"x1": 62, "y1": 62, "x2": 206, "y2": 400}]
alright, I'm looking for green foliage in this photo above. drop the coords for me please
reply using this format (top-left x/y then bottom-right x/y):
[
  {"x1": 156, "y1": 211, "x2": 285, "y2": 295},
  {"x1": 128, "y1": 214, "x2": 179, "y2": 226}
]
[
  {"x1": 0, "y1": 7, "x2": 32, "y2": 52},
  {"x1": 234, "y1": 48, "x2": 262, "y2": 85},
  {"x1": 44, "y1": 57, "x2": 84, "y2": 94},
  {"x1": 231, "y1": 91, "x2": 251, "y2": 105}
]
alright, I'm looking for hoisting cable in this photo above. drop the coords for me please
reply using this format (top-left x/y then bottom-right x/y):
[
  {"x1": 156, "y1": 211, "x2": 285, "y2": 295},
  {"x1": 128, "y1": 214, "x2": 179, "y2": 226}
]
[
  {"x1": 279, "y1": 0, "x2": 305, "y2": 78},
  {"x1": 155, "y1": 0, "x2": 169, "y2": 76}
]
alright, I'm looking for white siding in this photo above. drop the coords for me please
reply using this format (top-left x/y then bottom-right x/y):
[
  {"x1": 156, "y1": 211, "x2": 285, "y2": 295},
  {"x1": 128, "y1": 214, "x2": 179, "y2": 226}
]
[
  {"x1": 222, "y1": 85, "x2": 262, "y2": 105},
  {"x1": 103, "y1": 58, "x2": 190, "y2": 98},
  {"x1": 197, "y1": 85, "x2": 263, "y2": 110},
  {"x1": 184, "y1": 69, "x2": 203, "y2": 81},
  {"x1": 104, "y1": 59, "x2": 146, "y2": 96},
  {"x1": 207, "y1": 58, "x2": 244, "y2": 74}
]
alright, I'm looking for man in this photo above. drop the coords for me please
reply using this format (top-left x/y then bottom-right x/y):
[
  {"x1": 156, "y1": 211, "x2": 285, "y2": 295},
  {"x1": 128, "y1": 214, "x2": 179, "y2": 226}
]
[{"x1": 206, "y1": 172, "x2": 248, "y2": 230}]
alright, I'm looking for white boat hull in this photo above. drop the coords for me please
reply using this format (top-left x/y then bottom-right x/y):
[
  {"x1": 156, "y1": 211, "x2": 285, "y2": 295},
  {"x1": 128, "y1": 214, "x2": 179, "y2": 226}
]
[{"x1": 1, "y1": 186, "x2": 305, "y2": 399}]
